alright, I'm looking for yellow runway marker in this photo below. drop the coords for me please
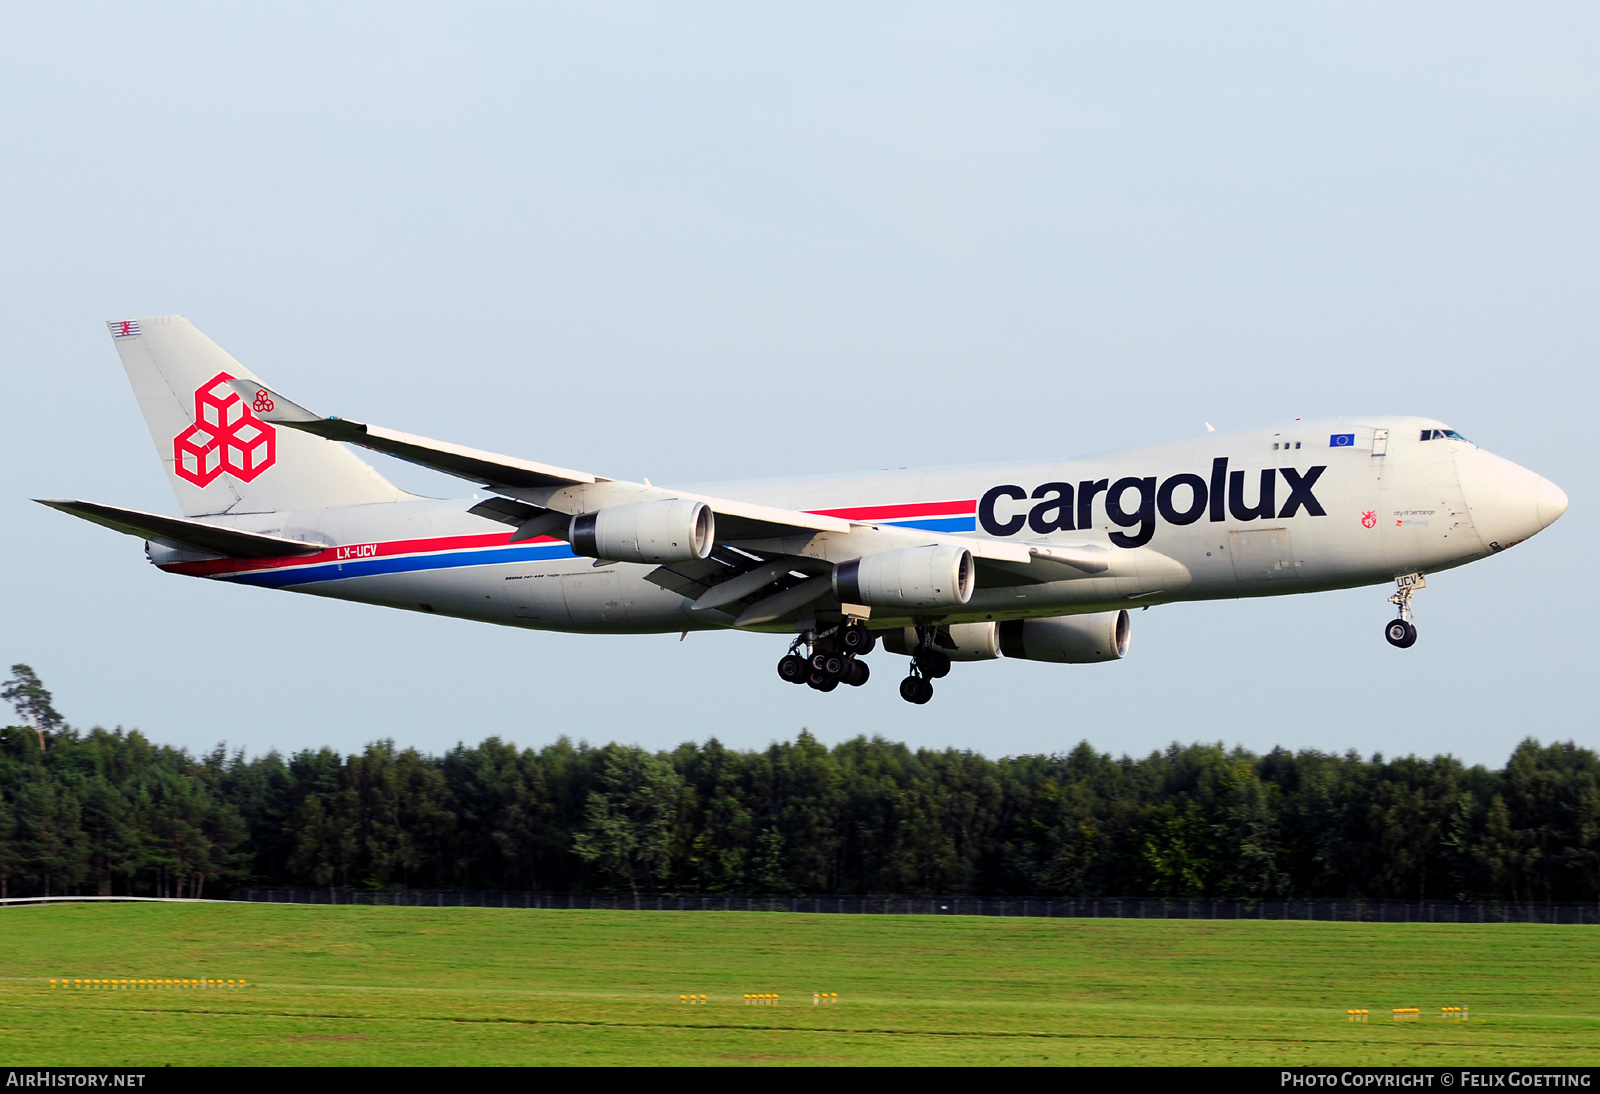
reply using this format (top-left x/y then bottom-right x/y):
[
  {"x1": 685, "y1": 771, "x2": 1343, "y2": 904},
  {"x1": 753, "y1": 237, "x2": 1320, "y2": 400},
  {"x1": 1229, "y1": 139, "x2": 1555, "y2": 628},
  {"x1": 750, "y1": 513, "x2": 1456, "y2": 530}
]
[{"x1": 55, "y1": 975, "x2": 248, "y2": 990}]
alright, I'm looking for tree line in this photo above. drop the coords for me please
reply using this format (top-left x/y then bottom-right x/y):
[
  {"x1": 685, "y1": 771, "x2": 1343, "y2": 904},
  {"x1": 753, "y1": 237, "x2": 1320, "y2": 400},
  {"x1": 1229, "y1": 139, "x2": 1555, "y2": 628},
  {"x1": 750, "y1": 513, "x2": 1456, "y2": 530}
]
[{"x1": 1, "y1": 665, "x2": 1595, "y2": 901}]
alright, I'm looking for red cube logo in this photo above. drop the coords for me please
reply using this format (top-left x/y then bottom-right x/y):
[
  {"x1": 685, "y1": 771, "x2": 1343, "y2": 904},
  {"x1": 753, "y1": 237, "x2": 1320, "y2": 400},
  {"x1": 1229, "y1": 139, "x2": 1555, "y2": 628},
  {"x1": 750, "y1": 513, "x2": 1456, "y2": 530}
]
[{"x1": 172, "y1": 372, "x2": 277, "y2": 487}]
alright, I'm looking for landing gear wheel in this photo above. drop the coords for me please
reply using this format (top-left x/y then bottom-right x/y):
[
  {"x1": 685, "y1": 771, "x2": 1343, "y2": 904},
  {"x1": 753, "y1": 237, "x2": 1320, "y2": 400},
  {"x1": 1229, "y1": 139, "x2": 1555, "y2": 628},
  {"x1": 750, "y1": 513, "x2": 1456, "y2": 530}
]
[
  {"x1": 899, "y1": 676, "x2": 933, "y2": 705},
  {"x1": 1385, "y1": 619, "x2": 1417, "y2": 648},
  {"x1": 842, "y1": 659, "x2": 870, "y2": 687},
  {"x1": 841, "y1": 624, "x2": 875, "y2": 654},
  {"x1": 808, "y1": 672, "x2": 839, "y2": 692},
  {"x1": 777, "y1": 655, "x2": 809, "y2": 684},
  {"x1": 916, "y1": 649, "x2": 951, "y2": 679},
  {"x1": 821, "y1": 653, "x2": 847, "y2": 678}
]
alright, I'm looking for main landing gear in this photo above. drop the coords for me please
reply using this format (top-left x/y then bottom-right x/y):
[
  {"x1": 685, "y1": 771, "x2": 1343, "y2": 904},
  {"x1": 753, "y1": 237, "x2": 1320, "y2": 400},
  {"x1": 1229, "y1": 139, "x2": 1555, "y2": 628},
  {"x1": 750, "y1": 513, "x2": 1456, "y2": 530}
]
[
  {"x1": 896, "y1": 625, "x2": 951, "y2": 706},
  {"x1": 775, "y1": 622, "x2": 954, "y2": 705},
  {"x1": 777, "y1": 623, "x2": 875, "y2": 693},
  {"x1": 1384, "y1": 574, "x2": 1424, "y2": 649}
]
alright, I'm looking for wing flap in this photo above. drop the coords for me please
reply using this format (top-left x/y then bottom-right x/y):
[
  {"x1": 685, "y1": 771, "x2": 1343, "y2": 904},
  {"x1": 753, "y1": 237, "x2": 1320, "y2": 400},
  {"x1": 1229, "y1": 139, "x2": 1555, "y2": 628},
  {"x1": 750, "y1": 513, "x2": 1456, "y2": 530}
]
[
  {"x1": 689, "y1": 560, "x2": 797, "y2": 613},
  {"x1": 643, "y1": 556, "x2": 734, "y2": 598},
  {"x1": 733, "y1": 575, "x2": 833, "y2": 628}
]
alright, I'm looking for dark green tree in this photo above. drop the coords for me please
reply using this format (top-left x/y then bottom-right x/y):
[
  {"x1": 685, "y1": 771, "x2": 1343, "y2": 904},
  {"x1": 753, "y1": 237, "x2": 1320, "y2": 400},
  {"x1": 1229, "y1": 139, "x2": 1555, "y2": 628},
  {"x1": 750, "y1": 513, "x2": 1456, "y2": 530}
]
[
  {"x1": 573, "y1": 746, "x2": 683, "y2": 901},
  {"x1": 2, "y1": 664, "x2": 63, "y2": 750}
]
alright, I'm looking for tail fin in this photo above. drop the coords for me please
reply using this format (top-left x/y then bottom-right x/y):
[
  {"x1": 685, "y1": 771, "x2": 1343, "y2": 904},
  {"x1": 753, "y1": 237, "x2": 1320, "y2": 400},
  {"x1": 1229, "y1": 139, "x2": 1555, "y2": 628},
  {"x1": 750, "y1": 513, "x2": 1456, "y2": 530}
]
[{"x1": 108, "y1": 316, "x2": 409, "y2": 516}]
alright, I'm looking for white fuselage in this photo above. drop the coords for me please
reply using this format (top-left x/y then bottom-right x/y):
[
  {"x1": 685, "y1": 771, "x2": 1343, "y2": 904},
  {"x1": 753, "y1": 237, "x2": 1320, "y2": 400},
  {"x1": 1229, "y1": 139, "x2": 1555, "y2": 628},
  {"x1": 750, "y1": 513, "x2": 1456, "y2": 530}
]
[{"x1": 151, "y1": 417, "x2": 1565, "y2": 634}]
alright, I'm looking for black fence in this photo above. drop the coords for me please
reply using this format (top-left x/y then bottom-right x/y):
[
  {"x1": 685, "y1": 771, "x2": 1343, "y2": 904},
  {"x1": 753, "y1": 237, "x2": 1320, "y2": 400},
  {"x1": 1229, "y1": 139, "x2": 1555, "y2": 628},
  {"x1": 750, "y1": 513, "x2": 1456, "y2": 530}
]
[{"x1": 239, "y1": 889, "x2": 1600, "y2": 924}]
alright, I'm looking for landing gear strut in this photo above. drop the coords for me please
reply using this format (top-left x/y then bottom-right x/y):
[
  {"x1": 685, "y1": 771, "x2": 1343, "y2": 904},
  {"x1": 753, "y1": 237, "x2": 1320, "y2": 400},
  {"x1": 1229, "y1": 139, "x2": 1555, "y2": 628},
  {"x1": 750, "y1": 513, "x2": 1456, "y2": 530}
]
[
  {"x1": 1384, "y1": 574, "x2": 1424, "y2": 649},
  {"x1": 776, "y1": 623, "x2": 874, "y2": 692},
  {"x1": 897, "y1": 624, "x2": 947, "y2": 705}
]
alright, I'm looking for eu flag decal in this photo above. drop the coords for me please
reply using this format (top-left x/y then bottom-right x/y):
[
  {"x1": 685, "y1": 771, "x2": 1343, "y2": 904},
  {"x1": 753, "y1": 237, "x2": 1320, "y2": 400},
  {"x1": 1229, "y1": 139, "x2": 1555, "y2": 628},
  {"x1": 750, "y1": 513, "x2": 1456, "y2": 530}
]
[{"x1": 1330, "y1": 433, "x2": 1356, "y2": 448}]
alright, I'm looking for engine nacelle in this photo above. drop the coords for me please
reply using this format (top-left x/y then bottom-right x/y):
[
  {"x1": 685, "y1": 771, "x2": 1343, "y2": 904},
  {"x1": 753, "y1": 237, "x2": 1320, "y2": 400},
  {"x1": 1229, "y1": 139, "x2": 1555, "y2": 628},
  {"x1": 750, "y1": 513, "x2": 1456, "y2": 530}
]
[
  {"x1": 832, "y1": 545, "x2": 975, "y2": 610},
  {"x1": 881, "y1": 622, "x2": 1000, "y2": 661},
  {"x1": 997, "y1": 610, "x2": 1130, "y2": 663},
  {"x1": 569, "y1": 499, "x2": 714, "y2": 564}
]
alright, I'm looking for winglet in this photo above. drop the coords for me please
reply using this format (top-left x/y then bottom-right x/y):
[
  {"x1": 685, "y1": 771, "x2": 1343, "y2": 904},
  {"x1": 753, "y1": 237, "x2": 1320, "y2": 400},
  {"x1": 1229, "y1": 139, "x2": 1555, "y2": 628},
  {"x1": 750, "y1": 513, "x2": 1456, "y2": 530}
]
[{"x1": 223, "y1": 379, "x2": 322, "y2": 424}]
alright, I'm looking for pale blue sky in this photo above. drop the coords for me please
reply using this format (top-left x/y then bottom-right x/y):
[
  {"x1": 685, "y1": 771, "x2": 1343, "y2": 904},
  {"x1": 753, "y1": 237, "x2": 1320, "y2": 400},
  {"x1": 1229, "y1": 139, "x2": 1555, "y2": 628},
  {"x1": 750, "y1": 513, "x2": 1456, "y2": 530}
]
[{"x1": 2, "y1": 4, "x2": 1594, "y2": 765}]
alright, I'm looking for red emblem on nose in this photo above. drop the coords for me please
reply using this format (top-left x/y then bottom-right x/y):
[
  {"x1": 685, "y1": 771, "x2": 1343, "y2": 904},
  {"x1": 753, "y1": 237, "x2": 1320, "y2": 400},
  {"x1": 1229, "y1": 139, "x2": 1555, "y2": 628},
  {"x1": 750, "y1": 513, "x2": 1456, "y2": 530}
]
[
  {"x1": 1361, "y1": 510, "x2": 1377, "y2": 529},
  {"x1": 172, "y1": 373, "x2": 278, "y2": 487}
]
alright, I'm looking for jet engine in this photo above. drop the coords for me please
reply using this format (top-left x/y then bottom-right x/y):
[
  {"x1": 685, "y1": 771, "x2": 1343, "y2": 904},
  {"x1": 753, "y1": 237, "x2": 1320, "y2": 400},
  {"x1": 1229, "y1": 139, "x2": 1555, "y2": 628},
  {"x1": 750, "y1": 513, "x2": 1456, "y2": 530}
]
[
  {"x1": 996, "y1": 610, "x2": 1130, "y2": 663},
  {"x1": 832, "y1": 545, "x2": 974, "y2": 610},
  {"x1": 569, "y1": 499, "x2": 714, "y2": 564}
]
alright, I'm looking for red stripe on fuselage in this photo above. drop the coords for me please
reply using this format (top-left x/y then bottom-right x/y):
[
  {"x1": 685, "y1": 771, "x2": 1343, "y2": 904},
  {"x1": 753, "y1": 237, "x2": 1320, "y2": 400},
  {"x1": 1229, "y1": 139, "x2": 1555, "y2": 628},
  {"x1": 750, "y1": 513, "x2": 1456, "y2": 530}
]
[{"x1": 806, "y1": 499, "x2": 975, "y2": 522}]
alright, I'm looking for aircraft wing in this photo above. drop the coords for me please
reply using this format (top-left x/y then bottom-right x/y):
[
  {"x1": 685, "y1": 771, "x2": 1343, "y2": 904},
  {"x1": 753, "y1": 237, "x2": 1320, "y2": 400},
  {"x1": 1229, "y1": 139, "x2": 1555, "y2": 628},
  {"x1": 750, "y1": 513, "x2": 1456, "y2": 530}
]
[
  {"x1": 234, "y1": 380, "x2": 856, "y2": 540},
  {"x1": 36, "y1": 499, "x2": 324, "y2": 558},
  {"x1": 235, "y1": 380, "x2": 1106, "y2": 626}
]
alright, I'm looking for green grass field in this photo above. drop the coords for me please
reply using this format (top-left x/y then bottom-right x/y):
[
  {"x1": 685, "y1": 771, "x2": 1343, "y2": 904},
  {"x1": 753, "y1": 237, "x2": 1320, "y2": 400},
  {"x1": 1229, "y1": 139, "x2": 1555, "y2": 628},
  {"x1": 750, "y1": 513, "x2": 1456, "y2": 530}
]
[{"x1": 2, "y1": 901, "x2": 1596, "y2": 1066}]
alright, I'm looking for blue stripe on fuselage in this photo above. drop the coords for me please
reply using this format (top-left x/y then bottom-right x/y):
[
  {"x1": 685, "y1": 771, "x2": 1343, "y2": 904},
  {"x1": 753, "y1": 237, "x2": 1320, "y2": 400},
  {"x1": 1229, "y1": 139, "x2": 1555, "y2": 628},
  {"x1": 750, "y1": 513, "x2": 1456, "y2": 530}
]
[
  {"x1": 884, "y1": 516, "x2": 976, "y2": 532},
  {"x1": 225, "y1": 541, "x2": 577, "y2": 589}
]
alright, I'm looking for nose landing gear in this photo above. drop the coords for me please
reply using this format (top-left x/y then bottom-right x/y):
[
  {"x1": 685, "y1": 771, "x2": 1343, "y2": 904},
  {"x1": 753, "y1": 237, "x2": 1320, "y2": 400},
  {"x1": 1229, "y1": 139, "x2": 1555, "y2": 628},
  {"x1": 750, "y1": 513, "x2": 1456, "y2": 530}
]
[
  {"x1": 1384, "y1": 573, "x2": 1425, "y2": 648},
  {"x1": 1384, "y1": 618, "x2": 1417, "y2": 648}
]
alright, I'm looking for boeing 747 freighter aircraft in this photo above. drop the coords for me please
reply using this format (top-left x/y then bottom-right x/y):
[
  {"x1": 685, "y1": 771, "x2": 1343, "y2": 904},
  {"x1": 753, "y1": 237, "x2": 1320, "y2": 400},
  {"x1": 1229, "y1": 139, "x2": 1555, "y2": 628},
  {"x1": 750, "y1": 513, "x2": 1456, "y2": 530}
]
[{"x1": 40, "y1": 317, "x2": 1568, "y2": 704}]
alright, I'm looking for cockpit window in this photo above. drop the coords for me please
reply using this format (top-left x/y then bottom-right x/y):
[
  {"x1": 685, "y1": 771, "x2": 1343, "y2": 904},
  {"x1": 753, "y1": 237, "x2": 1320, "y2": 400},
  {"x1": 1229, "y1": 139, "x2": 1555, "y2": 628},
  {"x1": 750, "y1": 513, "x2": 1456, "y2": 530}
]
[{"x1": 1420, "y1": 428, "x2": 1471, "y2": 442}]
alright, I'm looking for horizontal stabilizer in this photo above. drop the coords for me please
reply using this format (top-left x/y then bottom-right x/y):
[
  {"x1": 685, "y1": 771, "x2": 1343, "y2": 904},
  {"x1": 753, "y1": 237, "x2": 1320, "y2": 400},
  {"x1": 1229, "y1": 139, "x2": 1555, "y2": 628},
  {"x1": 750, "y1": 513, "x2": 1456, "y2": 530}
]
[{"x1": 36, "y1": 499, "x2": 324, "y2": 558}]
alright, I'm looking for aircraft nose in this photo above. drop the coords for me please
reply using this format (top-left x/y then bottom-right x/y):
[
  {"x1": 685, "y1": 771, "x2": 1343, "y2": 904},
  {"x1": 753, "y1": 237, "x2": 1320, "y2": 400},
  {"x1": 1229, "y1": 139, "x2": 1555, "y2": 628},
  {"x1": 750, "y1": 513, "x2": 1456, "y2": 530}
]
[
  {"x1": 1537, "y1": 477, "x2": 1569, "y2": 529},
  {"x1": 1455, "y1": 447, "x2": 1560, "y2": 549}
]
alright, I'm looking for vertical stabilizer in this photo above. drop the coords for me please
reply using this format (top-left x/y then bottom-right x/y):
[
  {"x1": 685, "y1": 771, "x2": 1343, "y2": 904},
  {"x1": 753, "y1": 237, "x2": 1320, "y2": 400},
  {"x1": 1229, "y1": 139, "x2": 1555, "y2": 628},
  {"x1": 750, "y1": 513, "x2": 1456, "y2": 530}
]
[{"x1": 108, "y1": 316, "x2": 409, "y2": 516}]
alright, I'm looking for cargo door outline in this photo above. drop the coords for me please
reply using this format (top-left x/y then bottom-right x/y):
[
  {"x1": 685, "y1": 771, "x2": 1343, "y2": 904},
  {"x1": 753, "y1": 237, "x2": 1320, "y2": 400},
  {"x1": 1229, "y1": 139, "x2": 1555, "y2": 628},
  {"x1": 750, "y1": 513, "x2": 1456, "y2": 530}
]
[
  {"x1": 562, "y1": 570, "x2": 629, "y2": 624},
  {"x1": 1228, "y1": 527, "x2": 1299, "y2": 581},
  {"x1": 505, "y1": 572, "x2": 571, "y2": 624}
]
